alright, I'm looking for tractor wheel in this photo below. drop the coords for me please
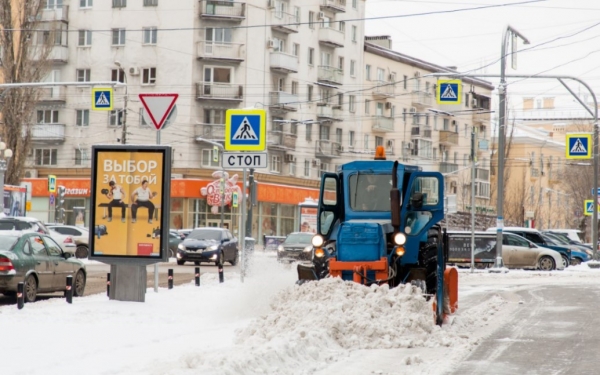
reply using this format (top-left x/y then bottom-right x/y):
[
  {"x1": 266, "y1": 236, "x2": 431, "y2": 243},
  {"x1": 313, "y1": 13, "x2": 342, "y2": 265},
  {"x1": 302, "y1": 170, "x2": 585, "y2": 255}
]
[{"x1": 419, "y1": 228, "x2": 441, "y2": 297}]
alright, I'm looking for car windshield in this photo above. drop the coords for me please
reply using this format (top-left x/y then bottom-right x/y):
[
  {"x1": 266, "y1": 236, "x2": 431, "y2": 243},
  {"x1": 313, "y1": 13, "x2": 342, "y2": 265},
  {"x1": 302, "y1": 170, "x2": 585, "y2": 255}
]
[
  {"x1": 348, "y1": 173, "x2": 392, "y2": 212},
  {"x1": 547, "y1": 233, "x2": 569, "y2": 245},
  {"x1": 187, "y1": 229, "x2": 222, "y2": 241},
  {"x1": 541, "y1": 234, "x2": 559, "y2": 245},
  {"x1": 284, "y1": 233, "x2": 313, "y2": 244},
  {"x1": 0, "y1": 235, "x2": 19, "y2": 251}
]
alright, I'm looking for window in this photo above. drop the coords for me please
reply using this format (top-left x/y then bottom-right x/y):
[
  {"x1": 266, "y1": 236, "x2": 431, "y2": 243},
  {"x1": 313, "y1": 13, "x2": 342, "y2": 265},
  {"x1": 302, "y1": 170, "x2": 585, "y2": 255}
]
[
  {"x1": 142, "y1": 68, "x2": 156, "y2": 85},
  {"x1": 319, "y1": 124, "x2": 330, "y2": 140},
  {"x1": 204, "y1": 67, "x2": 232, "y2": 84},
  {"x1": 112, "y1": 28, "x2": 126, "y2": 46},
  {"x1": 391, "y1": 105, "x2": 396, "y2": 119},
  {"x1": 337, "y1": 93, "x2": 343, "y2": 107},
  {"x1": 320, "y1": 51, "x2": 331, "y2": 66},
  {"x1": 376, "y1": 102, "x2": 384, "y2": 116},
  {"x1": 321, "y1": 15, "x2": 331, "y2": 28},
  {"x1": 304, "y1": 160, "x2": 310, "y2": 177},
  {"x1": 339, "y1": 21, "x2": 345, "y2": 33},
  {"x1": 143, "y1": 27, "x2": 157, "y2": 45},
  {"x1": 402, "y1": 108, "x2": 407, "y2": 122},
  {"x1": 271, "y1": 155, "x2": 281, "y2": 173},
  {"x1": 75, "y1": 149, "x2": 86, "y2": 165},
  {"x1": 294, "y1": 6, "x2": 300, "y2": 23},
  {"x1": 307, "y1": 85, "x2": 313, "y2": 101},
  {"x1": 352, "y1": 0, "x2": 357, "y2": 8},
  {"x1": 349, "y1": 95, "x2": 355, "y2": 112},
  {"x1": 364, "y1": 134, "x2": 369, "y2": 150},
  {"x1": 309, "y1": 11, "x2": 315, "y2": 29},
  {"x1": 201, "y1": 149, "x2": 219, "y2": 167},
  {"x1": 306, "y1": 123, "x2": 312, "y2": 141},
  {"x1": 308, "y1": 47, "x2": 314, "y2": 65},
  {"x1": 277, "y1": 77, "x2": 285, "y2": 92},
  {"x1": 273, "y1": 37, "x2": 285, "y2": 52},
  {"x1": 76, "y1": 110, "x2": 89, "y2": 126},
  {"x1": 291, "y1": 123, "x2": 298, "y2": 136},
  {"x1": 144, "y1": 0, "x2": 157, "y2": 5},
  {"x1": 338, "y1": 56, "x2": 344, "y2": 71},
  {"x1": 109, "y1": 110, "x2": 124, "y2": 126},
  {"x1": 45, "y1": 0, "x2": 63, "y2": 9},
  {"x1": 37, "y1": 110, "x2": 59, "y2": 123},
  {"x1": 403, "y1": 75, "x2": 407, "y2": 89},
  {"x1": 291, "y1": 81, "x2": 298, "y2": 95},
  {"x1": 365, "y1": 64, "x2": 371, "y2": 81},
  {"x1": 78, "y1": 30, "x2": 92, "y2": 46},
  {"x1": 76, "y1": 69, "x2": 90, "y2": 82},
  {"x1": 293, "y1": 43, "x2": 299, "y2": 57},
  {"x1": 112, "y1": 0, "x2": 126, "y2": 8},
  {"x1": 377, "y1": 68, "x2": 385, "y2": 82},
  {"x1": 365, "y1": 99, "x2": 370, "y2": 114},
  {"x1": 111, "y1": 69, "x2": 125, "y2": 83},
  {"x1": 375, "y1": 136, "x2": 383, "y2": 147},
  {"x1": 206, "y1": 28, "x2": 232, "y2": 44},
  {"x1": 80, "y1": 0, "x2": 93, "y2": 8},
  {"x1": 34, "y1": 149, "x2": 58, "y2": 166},
  {"x1": 335, "y1": 128, "x2": 342, "y2": 144},
  {"x1": 350, "y1": 60, "x2": 356, "y2": 77},
  {"x1": 351, "y1": 25, "x2": 357, "y2": 42}
]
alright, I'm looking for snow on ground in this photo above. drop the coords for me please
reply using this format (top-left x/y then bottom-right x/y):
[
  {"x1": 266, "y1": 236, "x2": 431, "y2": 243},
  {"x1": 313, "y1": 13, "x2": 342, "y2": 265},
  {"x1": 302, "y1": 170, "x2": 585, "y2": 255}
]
[{"x1": 3, "y1": 255, "x2": 600, "y2": 375}]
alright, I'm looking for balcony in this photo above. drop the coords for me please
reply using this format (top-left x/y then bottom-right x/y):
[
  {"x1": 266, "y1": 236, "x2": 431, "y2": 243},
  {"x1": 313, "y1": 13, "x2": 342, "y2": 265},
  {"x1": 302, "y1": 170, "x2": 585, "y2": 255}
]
[
  {"x1": 320, "y1": 0, "x2": 346, "y2": 13},
  {"x1": 194, "y1": 123, "x2": 225, "y2": 142},
  {"x1": 268, "y1": 131, "x2": 297, "y2": 151},
  {"x1": 271, "y1": 10, "x2": 299, "y2": 33},
  {"x1": 269, "y1": 91, "x2": 298, "y2": 111},
  {"x1": 318, "y1": 27, "x2": 345, "y2": 48},
  {"x1": 316, "y1": 104, "x2": 341, "y2": 121},
  {"x1": 317, "y1": 66, "x2": 343, "y2": 86},
  {"x1": 371, "y1": 116, "x2": 394, "y2": 132},
  {"x1": 315, "y1": 139, "x2": 342, "y2": 158},
  {"x1": 372, "y1": 81, "x2": 395, "y2": 98},
  {"x1": 199, "y1": 1, "x2": 245, "y2": 21},
  {"x1": 270, "y1": 52, "x2": 299, "y2": 73},
  {"x1": 38, "y1": 87, "x2": 66, "y2": 103},
  {"x1": 411, "y1": 90, "x2": 433, "y2": 107},
  {"x1": 32, "y1": 45, "x2": 69, "y2": 63},
  {"x1": 439, "y1": 162, "x2": 458, "y2": 174},
  {"x1": 473, "y1": 111, "x2": 491, "y2": 126},
  {"x1": 195, "y1": 83, "x2": 243, "y2": 101},
  {"x1": 475, "y1": 168, "x2": 490, "y2": 181},
  {"x1": 439, "y1": 130, "x2": 458, "y2": 146},
  {"x1": 196, "y1": 41, "x2": 244, "y2": 62},
  {"x1": 40, "y1": 6, "x2": 69, "y2": 22},
  {"x1": 30, "y1": 124, "x2": 65, "y2": 143},
  {"x1": 411, "y1": 126, "x2": 432, "y2": 139}
]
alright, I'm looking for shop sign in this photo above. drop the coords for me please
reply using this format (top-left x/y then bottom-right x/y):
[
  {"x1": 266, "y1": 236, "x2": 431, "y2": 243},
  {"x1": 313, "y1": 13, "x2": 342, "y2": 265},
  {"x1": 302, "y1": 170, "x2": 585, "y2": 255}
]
[{"x1": 200, "y1": 171, "x2": 242, "y2": 214}]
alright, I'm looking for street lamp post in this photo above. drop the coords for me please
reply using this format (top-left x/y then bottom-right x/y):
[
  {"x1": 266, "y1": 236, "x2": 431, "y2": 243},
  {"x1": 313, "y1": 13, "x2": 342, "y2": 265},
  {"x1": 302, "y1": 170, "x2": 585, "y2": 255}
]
[
  {"x1": 496, "y1": 26, "x2": 530, "y2": 269},
  {"x1": 0, "y1": 141, "x2": 13, "y2": 215},
  {"x1": 114, "y1": 62, "x2": 128, "y2": 145}
]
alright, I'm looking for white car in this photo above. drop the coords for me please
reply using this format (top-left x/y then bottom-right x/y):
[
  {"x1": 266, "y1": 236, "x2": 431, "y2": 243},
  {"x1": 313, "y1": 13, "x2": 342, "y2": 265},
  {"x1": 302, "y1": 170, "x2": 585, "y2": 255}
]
[
  {"x1": 0, "y1": 217, "x2": 77, "y2": 255},
  {"x1": 46, "y1": 224, "x2": 89, "y2": 258}
]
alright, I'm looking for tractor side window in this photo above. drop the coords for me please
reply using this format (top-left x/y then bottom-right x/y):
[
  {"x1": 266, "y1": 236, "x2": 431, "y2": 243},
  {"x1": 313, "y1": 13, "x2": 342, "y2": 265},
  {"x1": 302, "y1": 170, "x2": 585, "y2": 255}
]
[
  {"x1": 322, "y1": 177, "x2": 337, "y2": 205},
  {"x1": 320, "y1": 211, "x2": 335, "y2": 234},
  {"x1": 409, "y1": 176, "x2": 440, "y2": 206},
  {"x1": 405, "y1": 211, "x2": 432, "y2": 236}
]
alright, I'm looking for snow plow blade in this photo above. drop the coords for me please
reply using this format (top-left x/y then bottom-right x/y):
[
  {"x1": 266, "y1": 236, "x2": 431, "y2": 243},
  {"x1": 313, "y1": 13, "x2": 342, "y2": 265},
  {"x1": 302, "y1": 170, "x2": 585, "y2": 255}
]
[{"x1": 297, "y1": 264, "x2": 319, "y2": 283}]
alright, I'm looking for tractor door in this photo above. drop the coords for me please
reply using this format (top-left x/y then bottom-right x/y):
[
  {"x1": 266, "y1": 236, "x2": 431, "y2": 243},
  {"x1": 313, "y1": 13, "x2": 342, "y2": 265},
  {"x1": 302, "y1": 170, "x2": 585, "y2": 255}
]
[
  {"x1": 317, "y1": 173, "x2": 341, "y2": 239},
  {"x1": 400, "y1": 172, "x2": 444, "y2": 265}
]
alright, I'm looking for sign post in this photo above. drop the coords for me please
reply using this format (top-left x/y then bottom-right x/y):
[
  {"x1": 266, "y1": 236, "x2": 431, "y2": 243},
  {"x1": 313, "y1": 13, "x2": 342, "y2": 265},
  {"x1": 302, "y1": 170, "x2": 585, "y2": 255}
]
[
  {"x1": 225, "y1": 109, "x2": 267, "y2": 282},
  {"x1": 89, "y1": 145, "x2": 172, "y2": 302}
]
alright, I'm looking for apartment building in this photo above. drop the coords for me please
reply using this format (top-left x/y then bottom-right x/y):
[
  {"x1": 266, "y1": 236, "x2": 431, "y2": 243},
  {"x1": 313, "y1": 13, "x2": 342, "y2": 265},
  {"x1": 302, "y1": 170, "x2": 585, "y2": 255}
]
[
  {"x1": 21, "y1": 0, "x2": 367, "y2": 240},
  {"x1": 362, "y1": 36, "x2": 495, "y2": 213}
]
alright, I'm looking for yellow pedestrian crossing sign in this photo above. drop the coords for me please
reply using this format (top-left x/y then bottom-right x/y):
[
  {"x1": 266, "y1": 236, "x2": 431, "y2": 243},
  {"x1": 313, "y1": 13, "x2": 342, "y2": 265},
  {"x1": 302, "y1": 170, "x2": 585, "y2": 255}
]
[
  {"x1": 225, "y1": 109, "x2": 266, "y2": 151},
  {"x1": 566, "y1": 133, "x2": 592, "y2": 159},
  {"x1": 92, "y1": 87, "x2": 113, "y2": 111},
  {"x1": 436, "y1": 79, "x2": 462, "y2": 105},
  {"x1": 584, "y1": 199, "x2": 599, "y2": 216}
]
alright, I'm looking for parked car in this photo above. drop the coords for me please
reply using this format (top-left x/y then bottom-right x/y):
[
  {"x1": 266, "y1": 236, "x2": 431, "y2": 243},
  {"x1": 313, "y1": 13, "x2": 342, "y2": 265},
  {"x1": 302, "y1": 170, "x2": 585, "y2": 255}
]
[
  {"x1": 0, "y1": 217, "x2": 77, "y2": 256},
  {"x1": 0, "y1": 232, "x2": 86, "y2": 302},
  {"x1": 545, "y1": 229, "x2": 585, "y2": 244},
  {"x1": 176, "y1": 227, "x2": 239, "y2": 266},
  {"x1": 176, "y1": 229, "x2": 193, "y2": 240},
  {"x1": 46, "y1": 224, "x2": 89, "y2": 259},
  {"x1": 277, "y1": 232, "x2": 313, "y2": 263},
  {"x1": 486, "y1": 227, "x2": 571, "y2": 268},
  {"x1": 448, "y1": 231, "x2": 564, "y2": 271},
  {"x1": 541, "y1": 232, "x2": 591, "y2": 265},
  {"x1": 168, "y1": 230, "x2": 182, "y2": 257}
]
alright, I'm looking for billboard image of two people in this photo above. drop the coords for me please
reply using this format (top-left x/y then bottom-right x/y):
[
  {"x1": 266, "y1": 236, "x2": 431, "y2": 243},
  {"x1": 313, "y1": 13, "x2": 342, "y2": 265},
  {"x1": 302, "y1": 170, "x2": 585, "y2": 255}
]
[{"x1": 90, "y1": 146, "x2": 170, "y2": 259}]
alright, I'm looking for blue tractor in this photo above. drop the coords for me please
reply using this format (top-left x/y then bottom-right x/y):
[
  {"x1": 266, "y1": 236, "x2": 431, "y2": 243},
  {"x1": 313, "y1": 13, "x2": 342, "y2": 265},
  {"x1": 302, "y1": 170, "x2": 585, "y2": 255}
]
[{"x1": 297, "y1": 147, "x2": 458, "y2": 324}]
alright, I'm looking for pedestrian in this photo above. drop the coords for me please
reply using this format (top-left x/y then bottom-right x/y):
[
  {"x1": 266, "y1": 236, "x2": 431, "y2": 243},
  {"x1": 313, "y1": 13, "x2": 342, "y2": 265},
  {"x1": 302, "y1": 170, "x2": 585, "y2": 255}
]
[
  {"x1": 130, "y1": 180, "x2": 157, "y2": 223},
  {"x1": 105, "y1": 181, "x2": 127, "y2": 223}
]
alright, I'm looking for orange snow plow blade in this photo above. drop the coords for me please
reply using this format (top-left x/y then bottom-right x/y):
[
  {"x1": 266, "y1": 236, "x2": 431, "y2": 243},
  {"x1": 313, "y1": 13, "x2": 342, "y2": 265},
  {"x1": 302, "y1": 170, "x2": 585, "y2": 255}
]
[
  {"x1": 329, "y1": 257, "x2": 388, "y2": 285},
  {"x1": 433, "y1": 267, "x2": 459, "y2": 322}
]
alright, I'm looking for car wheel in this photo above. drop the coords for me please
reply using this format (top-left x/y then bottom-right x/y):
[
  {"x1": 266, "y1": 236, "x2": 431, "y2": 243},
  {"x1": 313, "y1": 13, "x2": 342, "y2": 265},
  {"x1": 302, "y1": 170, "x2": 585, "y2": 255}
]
[
  {"x1": 229, "y1": 251, "x2": 239, "y2": 266},
  {"x1": 571, "y1": 257, "x2": 582, "y2": 266},
  {"x1": 75, "y1": 245, "x2": 89, "y2": 259},
  {"x1": 176, "y1": 259, "x2": 185, "y2": 266},
  {"x1": 538, "y1": 256, "x2": 556, "y2": 271},
  {"x1": 24, "y1": 275, "x2": 37, "y2": 303},
  {"x1": 561, "y1": 255, "x2": 569, "y2": 268},
  {"x1": 73, "y1": 270, "x2": 86, "y2": 297},
  {"x1": 168, "y1": 249, "x2": 175, "y2": 258}
]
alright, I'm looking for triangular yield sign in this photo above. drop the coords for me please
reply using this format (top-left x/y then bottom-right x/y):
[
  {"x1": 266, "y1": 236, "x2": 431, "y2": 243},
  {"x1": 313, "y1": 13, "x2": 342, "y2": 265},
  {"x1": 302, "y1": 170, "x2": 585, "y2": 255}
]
[{"x1": 139, "y1": 93, "x2": 179, "y2": 130}]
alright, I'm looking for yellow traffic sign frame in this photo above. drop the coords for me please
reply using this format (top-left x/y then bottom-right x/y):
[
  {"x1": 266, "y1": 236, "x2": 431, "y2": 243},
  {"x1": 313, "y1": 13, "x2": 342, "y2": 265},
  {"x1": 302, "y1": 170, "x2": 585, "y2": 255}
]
[
  {"x1": 566, "y1": 133, "x2": 592, "y2": 159},
  {"x1": 225, "y1": 109, "x2": 266, "y2": 151},
  {"x1": 584, "y1": 199, "x2": 598, "y2": 216},
  {"x1": 436, "y1": 79, "x2": 462, "y2": 105},
  {"x1": 48, "y1": 175, "x2": 57, "y2": 193},
  {"x1": 92, "y1": 87, "x2": 113, "y2": 111}
]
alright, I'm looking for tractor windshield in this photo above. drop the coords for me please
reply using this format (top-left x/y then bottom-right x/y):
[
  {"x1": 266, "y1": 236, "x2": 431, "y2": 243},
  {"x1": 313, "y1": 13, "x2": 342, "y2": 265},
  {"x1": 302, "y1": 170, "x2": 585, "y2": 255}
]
[{"x1": 349, "y1": 173, "x2": 392, "y2": 212}]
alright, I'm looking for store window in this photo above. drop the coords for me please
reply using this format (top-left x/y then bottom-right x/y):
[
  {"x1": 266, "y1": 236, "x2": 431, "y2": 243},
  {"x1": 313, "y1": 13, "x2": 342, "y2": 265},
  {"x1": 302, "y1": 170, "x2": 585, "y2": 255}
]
[
  {"x1": 280, "y1": 204, "x2": 296, "y2": 236},
  {"x1": 170, "y1": 198, "x2": 184, "y2": 230},
  {"x1": 261, "y1": 202, "x2": 277, "y2": 236},
  {"x1": 188, "y1": 199, "x2": 208, "y2": 228}
]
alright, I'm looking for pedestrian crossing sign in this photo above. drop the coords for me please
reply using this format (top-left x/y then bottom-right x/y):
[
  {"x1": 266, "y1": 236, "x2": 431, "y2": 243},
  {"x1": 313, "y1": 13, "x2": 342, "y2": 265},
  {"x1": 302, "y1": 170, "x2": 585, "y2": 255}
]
[
  {"x1": 225, "y1": 109, "x2": 266, "y2": 151},
  {"x1": 566, "y1": 133, "x2": 592, "y2": 159},
  {"x1": 92, "y1": 87, "x2": 113, "y2": 111},
  {"x1": 584, "y1": 199, "x2": 599, "y2": 216},
  {"x1": 436, "y1": 79, "x2": 462, "y2": 105}
]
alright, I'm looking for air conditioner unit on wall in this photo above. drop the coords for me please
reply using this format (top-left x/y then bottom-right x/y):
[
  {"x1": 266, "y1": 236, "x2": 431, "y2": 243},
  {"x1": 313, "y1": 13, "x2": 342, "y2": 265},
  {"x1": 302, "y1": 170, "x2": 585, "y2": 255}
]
[
  {"x1": 267, "y1": 39, "x2": 276, "y2": 49},
  {"x1": 409, "y1": 107, "x2": 417, "y2": 113},
  {"x1": 318, "y1": 11, "x2": 325, "y2": 19},
  {"x1": 267, "y1": 0, "x2": 275, "y2": 8},
  {"x1": 285, "y1": 154, "x2": 296, "y2": 163},
  {"x1": 385, "y1": 102, "x2": 392, "y2": 110},
  {"x1": 129, "y1": 67, "x2": 140, "y2": 76},
  {"x1": 24, "y1": 169, "x2": 38, "y2": 178},
  {"x1": 414, "y1": 71, "x2": 421, "y2": 78}
]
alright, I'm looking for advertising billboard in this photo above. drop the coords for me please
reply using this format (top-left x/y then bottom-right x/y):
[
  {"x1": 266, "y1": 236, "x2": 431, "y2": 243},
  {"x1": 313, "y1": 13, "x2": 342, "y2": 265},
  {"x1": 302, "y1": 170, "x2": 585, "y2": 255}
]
[
  {"x1": 89, "y1": 145, "x2": 171, "y2": 262},
  {"x1": 3, "y1": 185, "x2": 27, "y2": 217},
  {"x1": 447, "y1": 232, "x2": 497, "y2": 263}
]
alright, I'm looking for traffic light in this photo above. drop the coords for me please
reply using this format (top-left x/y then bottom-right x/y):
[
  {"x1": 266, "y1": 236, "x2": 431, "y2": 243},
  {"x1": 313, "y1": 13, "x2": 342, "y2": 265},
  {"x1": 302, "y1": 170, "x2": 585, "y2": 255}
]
[{"x1": 57, "y1": 185, "x2": 66, "y2": 223}]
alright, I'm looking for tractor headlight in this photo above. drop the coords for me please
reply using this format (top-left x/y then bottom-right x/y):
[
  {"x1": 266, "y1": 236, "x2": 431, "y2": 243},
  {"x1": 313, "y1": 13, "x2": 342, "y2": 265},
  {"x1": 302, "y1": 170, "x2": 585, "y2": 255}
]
[
  {"x1": 311, "y1": 235, "x2": 325, "y2": 248},
  {"x1": 314, "y1": 248, "x2": 325, "y2": 258},
  {"x1": 395, "y1": 246, "x2": 405, "y2": 257},
  {"x1": 393, "y1": 232, "x2": 407, "y2": 246},
  {"x1": 277, "y1": 245, "x2": 284, "y2": 252}
]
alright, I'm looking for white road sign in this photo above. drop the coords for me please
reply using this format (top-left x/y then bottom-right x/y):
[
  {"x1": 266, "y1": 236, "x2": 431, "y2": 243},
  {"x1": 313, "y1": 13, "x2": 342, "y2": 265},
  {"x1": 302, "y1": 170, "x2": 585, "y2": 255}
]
[{"x1": 222, "y1": 152, "x2": 268, "y2": 169}]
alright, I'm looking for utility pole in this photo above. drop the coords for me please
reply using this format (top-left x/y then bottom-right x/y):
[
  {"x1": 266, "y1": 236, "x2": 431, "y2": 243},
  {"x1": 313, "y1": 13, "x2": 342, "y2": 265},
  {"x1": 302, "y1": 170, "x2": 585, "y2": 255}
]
[
  {"x1": 246, "y1": 168, "x2": 255, "y2": 236},
  {"x1": 121, "y1": 93, "x2": 128, "y2": 145},
  {"x1": 470, "y1": 128, "x2": 476, "y2": 273}
]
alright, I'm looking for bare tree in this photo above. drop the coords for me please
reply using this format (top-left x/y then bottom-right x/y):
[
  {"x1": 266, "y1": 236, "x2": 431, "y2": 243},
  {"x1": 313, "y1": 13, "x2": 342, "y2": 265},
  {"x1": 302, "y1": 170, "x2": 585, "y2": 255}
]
[{"x1": 0, "y1": 0, "x2": 56, "y2": 185}]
